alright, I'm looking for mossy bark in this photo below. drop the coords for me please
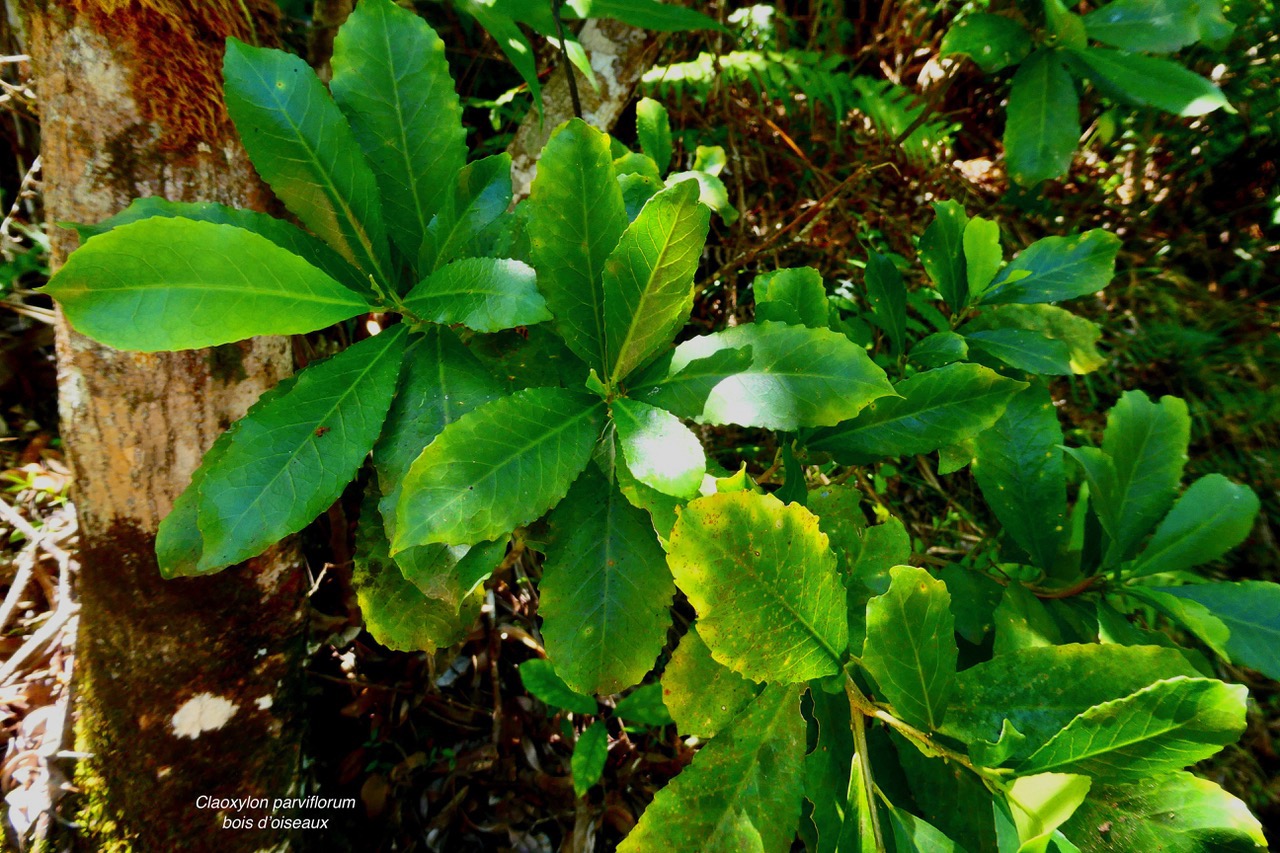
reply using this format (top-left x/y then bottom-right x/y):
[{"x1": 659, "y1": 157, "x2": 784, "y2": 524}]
[{"x1": 21, "y1": 2, "x2": 306, "y2": 850}]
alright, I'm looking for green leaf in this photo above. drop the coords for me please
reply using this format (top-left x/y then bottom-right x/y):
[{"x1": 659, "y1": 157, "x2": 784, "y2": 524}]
[
  {"x1": 1124, "y1": 586, "x2": 1231, "y2": 660},
  {"x1": 1017, "y1": 677, "x2": 1246, "y2": 779},
  {"x1": 372, "y1": 328, "x2": 504, "y2": 540},
  {"x1": 1060, "y1": 771, "x2": 1267, "y2": 852},
  {"x1": 352, "y1": 492, "x2": 479, "y2": 652},
  {"x1": 1129, "y1": 475, "x2": 1259, "y2": 576},
  {"x1": 540, "y1": 468, "x2": 675, "y2": 695},
  {"x1": 461, "y1": 1, "x2": 541, "y2": 111},
  {"x1": 909, "y1": 332, "x2": 968, "y2": 369},
  {"x1": 1082, "y1": 0, "x2": 1201, "y2": 53},
  {"x1": 43, "y1": 218, "x2": 370, "y2": 352},
  {"x1": 939, "y1": 644, "x2": 1200, "y2": 761},
  {"x1": 918, "y1": 200, "x2": 969, "y2": 313},
  {"x1": 993, "y1": 584, "x2": 1063, "y2": 655},
  {"x1": 614, "y1": 683, "x2": 674, "y2": 726},
  {"x1": 619, "y1": 173, "x2": 664, "y2": 221},
  {"x1": 937, "y1": 438, "x2": 975, "y2": 475},
  {"x1": 572, "y1": 720, "x2": 609, "y2": 798},
  {"x1": 68, "y1": 197, "x2": 370, "y2": 298},
  {"x1": 804, "y1": 687, "x2": 858, "y2": 853},
  {"x1": 422, "y1": 153, "x2": 514, "y2": 271},
  {"x1": 888, "y1": 807, "x2": 962, "y2": 852},
  {"x1": 966, "y1": 328, "x2": 1074, "y2": 374},
  {"x1": 528, "y1": 118, "x2": 628, "y2": 372},
  {"x1": 197, "y1": 328, "x2": 406, "y2": 572},
  {"x1": 754, "y1": 267, "x2": 830, "y2": 329},
  {"x1": 223, "y1": 38, "x2": 390, "y2": 282},
  {"x1": 566, "y1": 0, "x2": 722, "y2": 32},
  {"x1": 1006, "y1": 773, "x2": 1092, "y2": 847},
  {"x1": 636, "y1": 97, "x2": 673, "y2": 173},
  {"x1": 1044, "y1": 0, "x2": 1089, "y2": 48},
  {"x1": 693, "y1": 145, "x2": 726, "y2": 175},
  {"x1": 629, "y1": 346, "x2": 752, "y2": 419},
  {"x1": 864, "y1": 253, "x2": 907, "y2": 354},
  {"x1": 330, "y1": 0, "x2": 465, "y2": 263},
  {"x1": 157, "y1": 372, "x2": 300, "y2": 578},
  {"x1": 403, "y1": 257, "x2": 550, "y2": 332},
  {"x1": 941, "y1": 13, "x2": 1033, "y2": 73},
  {"x1": 862, "y1": 565, "x2": 958, "y2": 730},
  {"x1": 1157, "y1": 581, "x2": 1280, "y2": 681},
  {"x1": 395, "y1": 387, "x2": 605, "y2": 547},
  {"x1": 809, "y1": 363, "x2": 1027, "y2": 464},
  {"x1": 611, "y1": 398, "x2": 705, "y2": 498},
  {"x1": 973, "y1": 385, "x2": 1069, "y2": 569},
  {"x1": 1066, "y1": 48, "x2": 1230, "y2": 117},
  {"x1": 1101, "y1": 390, "x2": 1191, "y2": 564},
  {"x1": 618, "y1": 685, "x2": 806, "y2": 853},
  {"x1": 964, "y1": 304, "x2": 1105, "y2": 373},
  {"x1": 668, "y1": 491, "x2": 849, "y2": 683},
  {"x1": 614, "y1": 151, "x2": 663, "y2": 180},
  {"x1": 892, "y1": 729, "x2": 1001, "y2": 852},
  {"x1": 971, "y1": 719, "x2": 1028, "y2": 767},
  {"x1": 981, "y1": 230, "x2": 1120, "y2": 305},
  {"x1": 662, "y1": 625, "x2": 760, "y2": 738},
  {"x1": 639, "y1": 322, "x2": 895, "y2": 431},
  {"x1": 603, "y1": 179, "x2": 710, "y2": 383},
  {"x1": 395, "y1": 537, "x2": 507, "y2": 613},
  {"x1": 667, "y1": 169, "x2": 739, "y2": 225},
  {"x1": 1004, "y1": 50, "x2": 1079, "y2": 187},
  {"x1": 964, "y1": 216, "x2": 1003, "y2": 299},
  {"x1": 519, "y1": 658, "x2": 597, "y2": 714}
]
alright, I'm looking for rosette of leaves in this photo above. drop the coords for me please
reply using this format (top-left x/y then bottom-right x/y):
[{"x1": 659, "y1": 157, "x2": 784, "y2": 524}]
[
  {"x1": 795, "y1": 200, "x2": 1117, "y2": 477},
  {"x1": 609, "y1": 481, "x2": 1265, "y2": 851},
  {"x1": 391, "y1": 116, "x2": 899, "y2": 694},
  {"x1": 39, "y1": 0, "x2": 554, "y2": 647},
  {"x1": 611, "y1": 97, "x2": 739, "y2": 225},
  {"x1": 941, "y1": 0, "x2": 1233, "y2": 185}
]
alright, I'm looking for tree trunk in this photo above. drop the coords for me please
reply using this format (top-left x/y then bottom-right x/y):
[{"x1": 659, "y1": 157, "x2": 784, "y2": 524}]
[
  {"x1": 508, "y1": 18, "x2": 664, "y2": 198},
  {"x1": 21, "y1": 2, "x2": 307, "y2": 850}
]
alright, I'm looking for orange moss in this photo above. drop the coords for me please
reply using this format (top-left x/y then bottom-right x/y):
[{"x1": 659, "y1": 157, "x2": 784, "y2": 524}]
[{"x1": 67, "y1": 0, "x2": 280, "y2": 151}]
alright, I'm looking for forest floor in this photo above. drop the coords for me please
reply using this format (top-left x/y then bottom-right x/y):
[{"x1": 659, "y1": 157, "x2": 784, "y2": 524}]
[{"x1": 0, "y1": 5, "x2": 1278, "y2": 852}]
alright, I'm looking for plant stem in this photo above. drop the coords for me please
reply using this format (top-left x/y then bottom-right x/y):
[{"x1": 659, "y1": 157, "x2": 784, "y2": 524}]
[
  {"x1": 552, "y1": 0, "x2": 583, "y2": 119},
  {"x1": 851, "y1": 704, "x2": 887, "y2": 852}
]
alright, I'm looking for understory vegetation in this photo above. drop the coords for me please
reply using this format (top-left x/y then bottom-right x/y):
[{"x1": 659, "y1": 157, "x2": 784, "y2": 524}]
[{"x1": 1, "y1": 0, "x2": 1278, "y2": 850}]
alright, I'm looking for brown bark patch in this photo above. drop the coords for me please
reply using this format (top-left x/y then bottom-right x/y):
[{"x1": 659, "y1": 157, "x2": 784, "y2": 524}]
[
  {"x1": 64, "y1": 0, "x2": 281, "y2": 151},
  {"x1": 75, "y1": 518, "x2": 306, "y2": 852}
]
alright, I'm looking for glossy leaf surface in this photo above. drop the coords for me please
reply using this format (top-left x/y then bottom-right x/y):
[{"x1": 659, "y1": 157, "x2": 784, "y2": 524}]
[
  {"x1": 330, "y1": 0, "x2": 465, "y2": 261},
  {"x1": 611, "y1": 398, "x2": 706, "y2": 499},
  {"x1": 640, "y1": 322, "x2": 894, "y2": 431},
  {"x1": 540, "y1": 468, "x2": 675, "y2": 695},
  {"x1": 1004, "y1": 50, "x2": 1079, "y2": 186},
  {"x1": 403, "y1": 257, "x2": 550, "y2": 332},
  {"x1": 603, "y1": 179, "x2": 710, "y2": 383},
  {"x1": 862, "y1": 565, "x2": 958, "y2": 730},
  {"x1": 224, "y1": 38, "x2": 391, "y2": 281},
  {"x1": 1060, "y1": 771, "x2": 1266, "y2": 852},
  {"x1": 528, "y1": 119, "x2": 627, "y2": 372},
  {"x1": 45, "y1": 218, "x2": 370, "y2": 351},
  {"x1": 618, "y1": 685, "x2": 805, "y2": 853},
  {"x1": 972, "y1": 384, "x2": 1068, "y2": 568},
  {"x1": 395, "y1": 387, "x2": 605, "y2": 547},
  {"x1": 809, "y1": 363, "x2": 1026, "y2": 463},
  {"x1": 981, "y1": 230, "x2": 1120, "y2": 304},
  {"x1": 197, "y1": 328, "x2": 406, "y2": 572},
  {"x1": 1017, "y1": 677, "x2": 1246, "y2": 779}
]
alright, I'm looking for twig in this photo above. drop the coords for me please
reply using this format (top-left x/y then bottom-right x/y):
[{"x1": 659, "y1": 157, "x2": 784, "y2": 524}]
[
  {"x1": 0, "y1": 606, "x2": 76, "y2": 686},
  {"x1": 0, "y1": 153, "x2": 41, "y2": 249},
  {"x1": 0, "y1": 499, "x2": 69, "y2": 564},
  {"x1": 551, "y1": 0, "x2": 582, "y2": 119},
  {"x1": 0, "y1": 548, "x2": 35, "y2": 632}
]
